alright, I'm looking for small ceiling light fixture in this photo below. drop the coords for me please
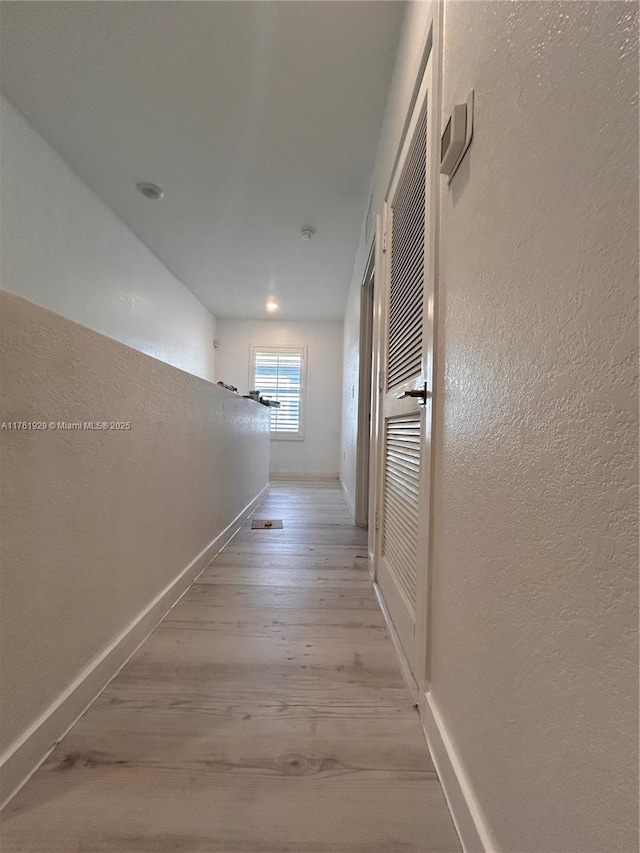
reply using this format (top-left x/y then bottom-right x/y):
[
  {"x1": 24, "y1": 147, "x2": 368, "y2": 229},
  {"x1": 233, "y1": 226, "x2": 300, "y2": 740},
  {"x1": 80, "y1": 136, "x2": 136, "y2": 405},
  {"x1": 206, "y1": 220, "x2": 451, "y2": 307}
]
[
  {"x1": 266, "y1": 299, "x2": 279, "y2": 313},
  {"x1": 136, "y1": 181, "x2": 164, "y2": 200},
  {"x1": 300, "y1": 227, "x2": 316, "y2": 241}
]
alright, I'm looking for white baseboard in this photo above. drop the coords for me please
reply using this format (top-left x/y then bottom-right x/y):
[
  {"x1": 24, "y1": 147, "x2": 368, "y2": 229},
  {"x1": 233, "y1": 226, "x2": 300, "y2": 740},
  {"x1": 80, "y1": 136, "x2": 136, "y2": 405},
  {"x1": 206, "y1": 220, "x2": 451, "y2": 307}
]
[
  {"x1": 368, "y1": 553, "x2": 493, "y2": 852},
  {"x1": 269, "y1": 472, "x2": 339, "y2": 482},
  {"x1": 0, "y1": 482, "x2": 269, "y2": 811},
  {"x1": 339, "y1": 477, "x2": 356, "y2": 524},
  {"x1": 421, "y1": 690, "x2": 496, "y2": 853}
]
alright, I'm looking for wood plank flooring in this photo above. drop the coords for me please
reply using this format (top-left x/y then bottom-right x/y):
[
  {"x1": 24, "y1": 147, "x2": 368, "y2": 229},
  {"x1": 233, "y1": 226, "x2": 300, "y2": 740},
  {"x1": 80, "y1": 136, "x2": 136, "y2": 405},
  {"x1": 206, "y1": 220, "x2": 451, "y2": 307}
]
[{"x1": 0, "y1": 481, "x2": 460, "y2": 852}]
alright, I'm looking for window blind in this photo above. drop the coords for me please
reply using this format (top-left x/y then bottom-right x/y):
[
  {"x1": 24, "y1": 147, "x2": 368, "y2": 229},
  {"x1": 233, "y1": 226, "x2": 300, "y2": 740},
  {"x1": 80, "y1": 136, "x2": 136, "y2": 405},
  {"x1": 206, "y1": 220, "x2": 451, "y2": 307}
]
[{"x1": 253, "y1": 350, "x2": 303, "y2": 435}]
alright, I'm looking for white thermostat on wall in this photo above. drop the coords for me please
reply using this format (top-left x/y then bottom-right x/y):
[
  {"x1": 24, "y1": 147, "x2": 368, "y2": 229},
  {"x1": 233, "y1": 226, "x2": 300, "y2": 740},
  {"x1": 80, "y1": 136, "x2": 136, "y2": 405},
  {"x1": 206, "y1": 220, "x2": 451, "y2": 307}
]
[{"x1": 440, "y1": 91, "x2": 474, "y2": 182}]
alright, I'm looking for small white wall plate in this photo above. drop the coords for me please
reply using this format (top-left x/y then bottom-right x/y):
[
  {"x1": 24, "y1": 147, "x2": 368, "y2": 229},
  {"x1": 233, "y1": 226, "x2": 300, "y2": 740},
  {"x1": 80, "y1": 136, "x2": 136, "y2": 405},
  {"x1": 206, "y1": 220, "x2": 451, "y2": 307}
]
[
  {"x1": 442, "y1": 90, "x2": 474, "y2": 184},
  {"x1": 440, "y1": 103, "x2": 467, "y2": 177}
]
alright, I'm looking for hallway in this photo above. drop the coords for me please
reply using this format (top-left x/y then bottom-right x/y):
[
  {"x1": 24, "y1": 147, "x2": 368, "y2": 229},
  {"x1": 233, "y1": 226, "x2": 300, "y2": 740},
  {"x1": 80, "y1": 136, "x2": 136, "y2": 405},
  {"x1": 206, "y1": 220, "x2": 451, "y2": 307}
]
[{"x1": 0, "y1": 482, "x2": 460, "y2": 852}]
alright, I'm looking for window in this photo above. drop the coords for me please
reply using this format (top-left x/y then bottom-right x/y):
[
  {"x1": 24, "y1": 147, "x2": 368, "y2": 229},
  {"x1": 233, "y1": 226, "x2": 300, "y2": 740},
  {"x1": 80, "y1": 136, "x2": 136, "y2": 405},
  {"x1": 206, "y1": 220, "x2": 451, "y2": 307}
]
[{"x1": 251, "y1": 346, "x2": 306, "y2": 439}]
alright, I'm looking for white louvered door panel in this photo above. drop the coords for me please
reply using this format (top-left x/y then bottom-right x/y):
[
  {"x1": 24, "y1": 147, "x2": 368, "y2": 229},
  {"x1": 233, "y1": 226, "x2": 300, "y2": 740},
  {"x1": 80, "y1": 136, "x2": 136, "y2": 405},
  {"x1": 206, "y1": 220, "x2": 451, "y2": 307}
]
[
  {"x1": 374, "y1": 35, "x2": 439, "y2": 685},
  {"x1": 387, "y1": 107, "x2": 427, "y2": 391},
  {"x1": 382, "y1": 416, "x2": 421, "y2": 610}
]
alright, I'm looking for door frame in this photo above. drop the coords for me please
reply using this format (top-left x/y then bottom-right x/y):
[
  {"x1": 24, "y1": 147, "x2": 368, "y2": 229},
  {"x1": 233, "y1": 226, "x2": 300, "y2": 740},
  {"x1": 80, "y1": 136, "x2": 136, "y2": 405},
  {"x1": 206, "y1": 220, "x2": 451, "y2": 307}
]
[
  {"x1": 368, "y1": 221, "x2": 385, "y2": 574},
  {"x1": 354, "y1": 244, "x2": 375, "y2": 528},
  {"x1": 369, "y1": 4, "x2": 443, "y2": 701}
]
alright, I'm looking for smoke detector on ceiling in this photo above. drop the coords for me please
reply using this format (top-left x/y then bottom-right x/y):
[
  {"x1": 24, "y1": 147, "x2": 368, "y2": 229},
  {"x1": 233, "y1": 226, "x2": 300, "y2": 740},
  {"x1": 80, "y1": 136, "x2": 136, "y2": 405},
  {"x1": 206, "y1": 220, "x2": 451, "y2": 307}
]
[
  {"x1": 136, "y1": 181, "x2": 164, "y2": 200},
  {"x1": 300, "y1": 227, "x2": 316, "y2": 241}
]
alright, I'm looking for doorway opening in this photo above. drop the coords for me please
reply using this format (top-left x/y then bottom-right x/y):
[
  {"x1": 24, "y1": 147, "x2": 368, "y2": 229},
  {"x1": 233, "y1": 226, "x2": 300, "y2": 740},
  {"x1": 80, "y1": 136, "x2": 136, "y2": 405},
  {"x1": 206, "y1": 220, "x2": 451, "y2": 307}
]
[{"x1": 355, "y1": 246, "x2": 375, "y2": 528}]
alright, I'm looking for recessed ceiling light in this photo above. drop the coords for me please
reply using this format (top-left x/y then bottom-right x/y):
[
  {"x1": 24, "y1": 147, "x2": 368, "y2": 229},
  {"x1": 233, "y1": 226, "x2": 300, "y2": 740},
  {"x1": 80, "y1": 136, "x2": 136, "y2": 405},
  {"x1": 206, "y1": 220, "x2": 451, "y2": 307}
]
[
  {"x1": 136, "y1": 181, "x2": 164, "y2": 200},
  {"x1": 300, "y1": 227, "x2": 316, "y2": 241},
  {"x1": 266, "y1": 300, "x2": 279, "y2": 312}
]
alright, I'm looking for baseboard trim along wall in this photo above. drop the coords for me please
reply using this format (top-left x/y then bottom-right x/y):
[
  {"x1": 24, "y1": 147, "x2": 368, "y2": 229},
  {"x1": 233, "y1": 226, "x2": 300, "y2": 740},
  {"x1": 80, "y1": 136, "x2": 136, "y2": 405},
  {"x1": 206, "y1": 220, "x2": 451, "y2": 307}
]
[
  {"x1": 0, "y1": 483, "x2": 269, "y2": 811},
  {"x1": 270, "y1": 473, "x2": 339, "y2": 482},
  {"x1": 420, "y1": 691, "x2": 496, "y2": 853},
  {"x1": 374, "y1": 575, "x2": 493, "y2": 852},
  {"x1": 339, "y1": 476, "x2": 356, "y2": 524}
]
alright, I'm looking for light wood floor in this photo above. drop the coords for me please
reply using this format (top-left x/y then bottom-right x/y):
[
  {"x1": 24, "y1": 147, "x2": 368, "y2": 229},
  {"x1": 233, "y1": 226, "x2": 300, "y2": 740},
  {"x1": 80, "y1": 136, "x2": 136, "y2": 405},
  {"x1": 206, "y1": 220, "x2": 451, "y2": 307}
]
[{"x1": 0, "y1": 481, "x2": 460, "y2": 852}]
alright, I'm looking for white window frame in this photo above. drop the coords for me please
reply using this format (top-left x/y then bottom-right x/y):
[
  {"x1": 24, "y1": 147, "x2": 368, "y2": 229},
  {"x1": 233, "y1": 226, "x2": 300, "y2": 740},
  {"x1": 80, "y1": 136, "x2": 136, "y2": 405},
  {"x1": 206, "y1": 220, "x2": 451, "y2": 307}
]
[{"x1": 250, "y1": 345, "x2": 307, "y2": 441}]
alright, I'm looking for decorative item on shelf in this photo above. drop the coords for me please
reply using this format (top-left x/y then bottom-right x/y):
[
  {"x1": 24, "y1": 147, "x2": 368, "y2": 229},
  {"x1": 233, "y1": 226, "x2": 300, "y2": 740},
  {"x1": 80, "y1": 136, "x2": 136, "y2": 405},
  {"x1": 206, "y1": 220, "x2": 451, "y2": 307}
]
[
  {"x1": 259, "y1": 397, "x2": 281, "y2": 408},
  {"x1": 216, "y1": 381, "x2": 238, "y2": 393}
]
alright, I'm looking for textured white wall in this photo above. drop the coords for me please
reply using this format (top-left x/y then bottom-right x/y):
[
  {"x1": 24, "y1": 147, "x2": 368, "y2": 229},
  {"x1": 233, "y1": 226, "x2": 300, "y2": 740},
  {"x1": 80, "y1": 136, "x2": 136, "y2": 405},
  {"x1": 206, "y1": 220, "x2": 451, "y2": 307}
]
[
  {"x1": 0, "y1": 96, "x2": 216, "y2": 381},
  {"x1": 216, "y1": 319, "x2": 343, "y2": 479},
  {"x1": 342, "y1": 1, "x2": 638, "y2": 850},
  {"x1": 432, "y1": 4, "x2": 638, "y2": 851},
  {"x1": 0, "y1": 290, "x2": 270, "y2": 792}
]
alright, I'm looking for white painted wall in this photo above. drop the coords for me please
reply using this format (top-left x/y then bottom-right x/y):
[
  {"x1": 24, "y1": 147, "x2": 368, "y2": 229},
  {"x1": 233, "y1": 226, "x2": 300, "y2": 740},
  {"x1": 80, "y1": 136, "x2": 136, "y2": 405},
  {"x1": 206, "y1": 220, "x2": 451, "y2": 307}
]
[
  {"x1": 216, "y1": 319, "x2": 343, "y2": 479},
  {"x1": 0, "y1": 95, "x2": 216, "y2": 381},
  {"x1": 342, "y1": 2, "x2": 638, "y2": 851},
  {"x1": 340, "y1": 0, "x2": 427, "y2": 512},
  {"x1": 340, "y1": 279, "x2": 362, "y2": 519},
  {"x1": 0, "y1": 290, "x2": 270, "y2": 804},
  {"x1": 432, "y1": 4, "x2": 638, "y2": 851}
]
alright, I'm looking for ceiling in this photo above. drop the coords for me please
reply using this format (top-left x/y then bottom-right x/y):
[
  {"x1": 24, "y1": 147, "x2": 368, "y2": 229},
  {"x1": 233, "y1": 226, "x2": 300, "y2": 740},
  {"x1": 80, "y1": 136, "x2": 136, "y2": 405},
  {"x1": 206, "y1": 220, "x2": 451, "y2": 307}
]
[{"x1": 0, "y1": 1, "x2": 404, "y2": 320}]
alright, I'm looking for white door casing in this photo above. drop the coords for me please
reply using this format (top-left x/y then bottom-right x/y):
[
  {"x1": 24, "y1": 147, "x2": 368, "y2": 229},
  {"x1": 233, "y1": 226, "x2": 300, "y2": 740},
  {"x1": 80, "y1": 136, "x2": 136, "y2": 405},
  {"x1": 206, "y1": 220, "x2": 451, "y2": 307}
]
[{"x1": 372, "y1": 17, "x2": 440, "y2": 694}]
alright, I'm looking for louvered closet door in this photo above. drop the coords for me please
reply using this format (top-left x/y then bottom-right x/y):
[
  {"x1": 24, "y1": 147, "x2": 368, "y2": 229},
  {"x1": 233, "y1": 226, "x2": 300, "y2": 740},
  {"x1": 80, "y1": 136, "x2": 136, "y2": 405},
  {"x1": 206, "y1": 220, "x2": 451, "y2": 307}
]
[{"x1": 375, "y1": 57, "x2": 436, "y2": 679}]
